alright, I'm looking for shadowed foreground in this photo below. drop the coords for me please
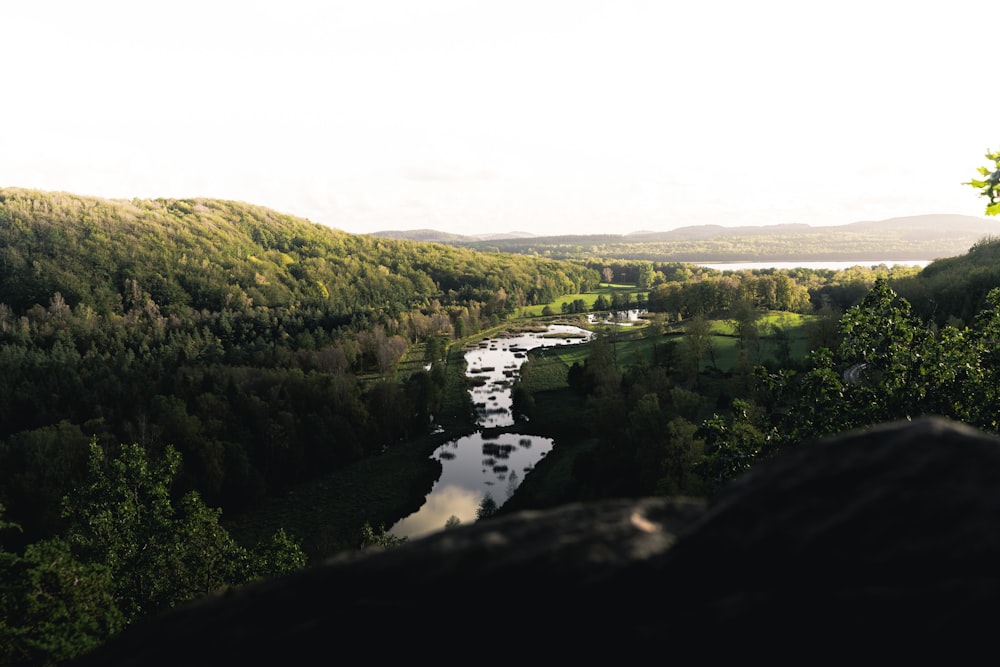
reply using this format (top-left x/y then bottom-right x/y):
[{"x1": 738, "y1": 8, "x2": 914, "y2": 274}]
[{"x1": 74, "y1": 416, "x2": 1000, "y2": 663}]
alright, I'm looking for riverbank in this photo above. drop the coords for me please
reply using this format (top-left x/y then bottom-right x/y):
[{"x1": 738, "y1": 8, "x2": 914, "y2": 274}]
[{"x1": 225, "y1": 318, "x2": 596, "y2": 562}]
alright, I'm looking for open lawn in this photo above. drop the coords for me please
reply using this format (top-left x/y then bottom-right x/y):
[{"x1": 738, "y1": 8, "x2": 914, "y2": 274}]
[
  {"x1": 700, "y1": 311, "x2": 812, "y2": 371},
  {"x1": 536, "y1": 309, "x2": 815, "y2": 374},
  {"x1": 519, "y1": 284, "x2": 650, "y2": 317}
]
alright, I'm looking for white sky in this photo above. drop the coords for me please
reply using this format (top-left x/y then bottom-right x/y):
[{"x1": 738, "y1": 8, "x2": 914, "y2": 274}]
[{"x1": 3, "y1": 0, "x2": 998, "y2": 236}]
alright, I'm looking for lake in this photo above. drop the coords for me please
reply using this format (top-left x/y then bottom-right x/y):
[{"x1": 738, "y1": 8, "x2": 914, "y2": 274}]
[
  {"x1": 389, "y1": 324, "x2": 593, "y2": 540},
  {"x1": 697, "y1": 260, "x2": 933, "y2": 271}
]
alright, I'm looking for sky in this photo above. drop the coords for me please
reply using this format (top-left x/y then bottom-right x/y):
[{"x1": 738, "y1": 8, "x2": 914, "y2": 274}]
[{"x1": 3, "y1": 0, "x2": 999, "y2": 237}]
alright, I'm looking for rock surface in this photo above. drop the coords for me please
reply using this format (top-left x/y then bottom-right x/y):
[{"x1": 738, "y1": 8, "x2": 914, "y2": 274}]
[{"x1": 73, "y1": 416, "x2": 1000, "y2": 663}]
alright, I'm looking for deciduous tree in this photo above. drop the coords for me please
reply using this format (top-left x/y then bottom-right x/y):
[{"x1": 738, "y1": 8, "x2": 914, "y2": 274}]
[{"x1": 61, "y1": 441, "x2": 305, "y2": 624}]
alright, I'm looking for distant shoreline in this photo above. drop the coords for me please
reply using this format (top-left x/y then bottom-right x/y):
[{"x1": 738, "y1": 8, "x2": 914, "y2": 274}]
[{"x1": 696, "y1": 260, "x2": 934, "y2": 271}]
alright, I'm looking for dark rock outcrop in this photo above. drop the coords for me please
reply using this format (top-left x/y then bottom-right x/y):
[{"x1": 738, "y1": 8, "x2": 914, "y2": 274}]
[{"x1": 74, "y1": 416, "x2": 1000, "y2": 663}]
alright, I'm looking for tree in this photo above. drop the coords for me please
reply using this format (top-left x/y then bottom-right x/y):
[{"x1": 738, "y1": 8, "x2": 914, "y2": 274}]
[
  {"x1": 697, "y1": 398, "x2": 775, "y2": 493},
  {"x1": 2, "y1": 535, "x2": 124, "y2": 665},
  {"x1": 358, "y1": 522, "x2": 407, "y2": 551},
  {"x1": 0, "y1": 505, "x2": 125, "y2": 665},
  {"x1": 476, "y1": 493, "x2": 498, "y2": 520},
  {"x1": 627, "y1": 393, "x2": 668, "y2": 494},
  {"x1": 836, "y1": 278, "x2": 930, "y2": 425},
  {"x1": 729, "y1": 298, "x2": 761, "y2": 355},
  {"x1": 968, "y1": 148, "x2": 1000, "y2": 216},
  {"x1": 681, "y1": 314, "x2": 714, "y2": 384},
  {"x1": 636, "y1": 261, "x2": 655, "y2": 289},
  {"x1": 61, "y1": 441, "x2": 306, "y2": 624}
]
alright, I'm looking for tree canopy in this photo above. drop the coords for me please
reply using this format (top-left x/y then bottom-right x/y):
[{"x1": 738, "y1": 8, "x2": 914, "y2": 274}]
[{"x1": 1, "y1": 441, "x2": 304, "y2": 664}]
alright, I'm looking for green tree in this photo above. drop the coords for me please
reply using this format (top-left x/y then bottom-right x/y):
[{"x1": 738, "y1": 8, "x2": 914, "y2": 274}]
[
  {"x1": 636, "y1": 261, "x2": 655, "y2": 289},
  {"x1": 697, "y1": 398, "x2": 775, "y2": 493},
  {"x1": 967, "y1": 148, "x2": 1000, "y2": 216},
  {"x1": 61, "y1": 441, "x2": 306, "y2": 624},
  {"x1": 836, "y1": 278, "x2": 930, "y2": 424},
  {"x1": 0, "y1": 506, "x2": 125, "y2": 666},
  {"x1": 729, "y1": 298, "x2": 761, "y2": 354},
  {"x1": 681, "y1": 314, "x2": 714, "y2": 384}
]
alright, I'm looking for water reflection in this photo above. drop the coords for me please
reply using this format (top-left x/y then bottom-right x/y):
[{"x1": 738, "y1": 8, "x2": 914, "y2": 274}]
[
  {"x1": 389, "y1": 324, "x2": 591, "y2": 540},
  {"x1": 390, "y1": 431, "x2": 554, "y2": 540},
  {"x1": 387, "y1": 484, "x2": 483, "y2": 539},
  {"x1": 466, "y1": 324, "x2": 591, "y2": 428}
]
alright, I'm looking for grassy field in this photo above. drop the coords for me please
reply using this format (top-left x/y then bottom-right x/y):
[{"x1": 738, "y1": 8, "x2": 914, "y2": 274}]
[
  {"x1": 697, "y1": 311, "x2": 812, "y2": 371},
  {"x1": 518, "y1": 284, "x2": 648, "y2": 317},
  {"x1": 223, "y1": 429, "x2": 447, "y2": 562}
]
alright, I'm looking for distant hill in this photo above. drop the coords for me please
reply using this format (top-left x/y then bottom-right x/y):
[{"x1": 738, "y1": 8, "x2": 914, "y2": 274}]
[
  {"x1": 623, "y1": 222, "x2": 814, "y2": 242},
  {"x1": 394, "y1": 214, "x2": 998, "y2": 262}
]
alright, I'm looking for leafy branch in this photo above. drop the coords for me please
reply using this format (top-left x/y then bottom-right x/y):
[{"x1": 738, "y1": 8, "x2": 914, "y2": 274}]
[{"x1": 968, "y1": 149, "x2": 1000, "y2": 216}]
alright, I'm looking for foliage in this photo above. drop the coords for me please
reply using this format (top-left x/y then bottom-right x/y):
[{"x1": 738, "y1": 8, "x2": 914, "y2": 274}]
[
  {"x1": 358, "y1": 522, "x2": 407, "y2": 551},
  {"x1": 64, "y1": 441, "x2": 305, "y2": 619},
  {"x1": 0, "y1": 529, "x2": 124, "y2": 666},
  {"x1": 1, "y1": 440, "x2": 305, "y2": 665},
  {"x1": 699, "y1": 278, "x2": 1000, "y2": 490},
  {"x1": 967, "y1": 148, "x2": 1000, "y2": 216}
]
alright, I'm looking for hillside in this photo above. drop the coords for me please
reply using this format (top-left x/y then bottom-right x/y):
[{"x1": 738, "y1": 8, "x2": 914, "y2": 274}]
[
  {"x1": 0, "y1": 187, "x2": 601, "y2": 548},
  {"x1": 0, "y1": 188, "x2": 598, "y2": 316},
  {"x1": 894, "y1": 235, "x2": 1000, "y2": 325},
  {"x1": 373, "y1": 214, "x2": 997, "y2": 262}
]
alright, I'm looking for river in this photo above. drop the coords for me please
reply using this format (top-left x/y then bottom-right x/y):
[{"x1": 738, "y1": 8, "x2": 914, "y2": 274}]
[{"x1": 389, "y1": 323, "x2": 593, "y2": 540}]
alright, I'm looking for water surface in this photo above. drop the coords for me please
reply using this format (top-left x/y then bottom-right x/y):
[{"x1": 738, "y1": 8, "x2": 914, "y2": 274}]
[{"x1": 389, "y1": 324, "x2": 592, "y2": 540}]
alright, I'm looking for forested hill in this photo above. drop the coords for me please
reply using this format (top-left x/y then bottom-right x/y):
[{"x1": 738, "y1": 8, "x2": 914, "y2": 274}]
[
  {"x1": 0, "y1": 188, "x2": 598, "y2": 318},
  {"x1": 0, "y1": 188, "x2": 600, "y2": 546}
]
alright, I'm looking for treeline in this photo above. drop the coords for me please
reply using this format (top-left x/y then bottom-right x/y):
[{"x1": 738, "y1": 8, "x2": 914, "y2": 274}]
[
  {"x1": 458, "y1": 230, "x2": 977, "y2": 262},
  {"x1": 0, "y1": 188, "x2": 600, "y2": 549},
  {"x1": 593, "y1": 259, "x2": 923, "y2": 317}
]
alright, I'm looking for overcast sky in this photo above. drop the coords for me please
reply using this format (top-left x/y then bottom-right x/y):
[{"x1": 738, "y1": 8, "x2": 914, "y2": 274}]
[{"x1": 3, "y1": 0, "x2": 998, "y2": 236}]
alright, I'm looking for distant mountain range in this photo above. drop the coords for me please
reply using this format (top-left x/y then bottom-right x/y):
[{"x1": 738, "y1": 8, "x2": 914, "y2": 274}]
[
  {"x1": 372, "y1": 214, "x2": 996, "y2": 244},
  {"x1": 371, "y1": 214, "x2": 999, "y2": 262}
]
